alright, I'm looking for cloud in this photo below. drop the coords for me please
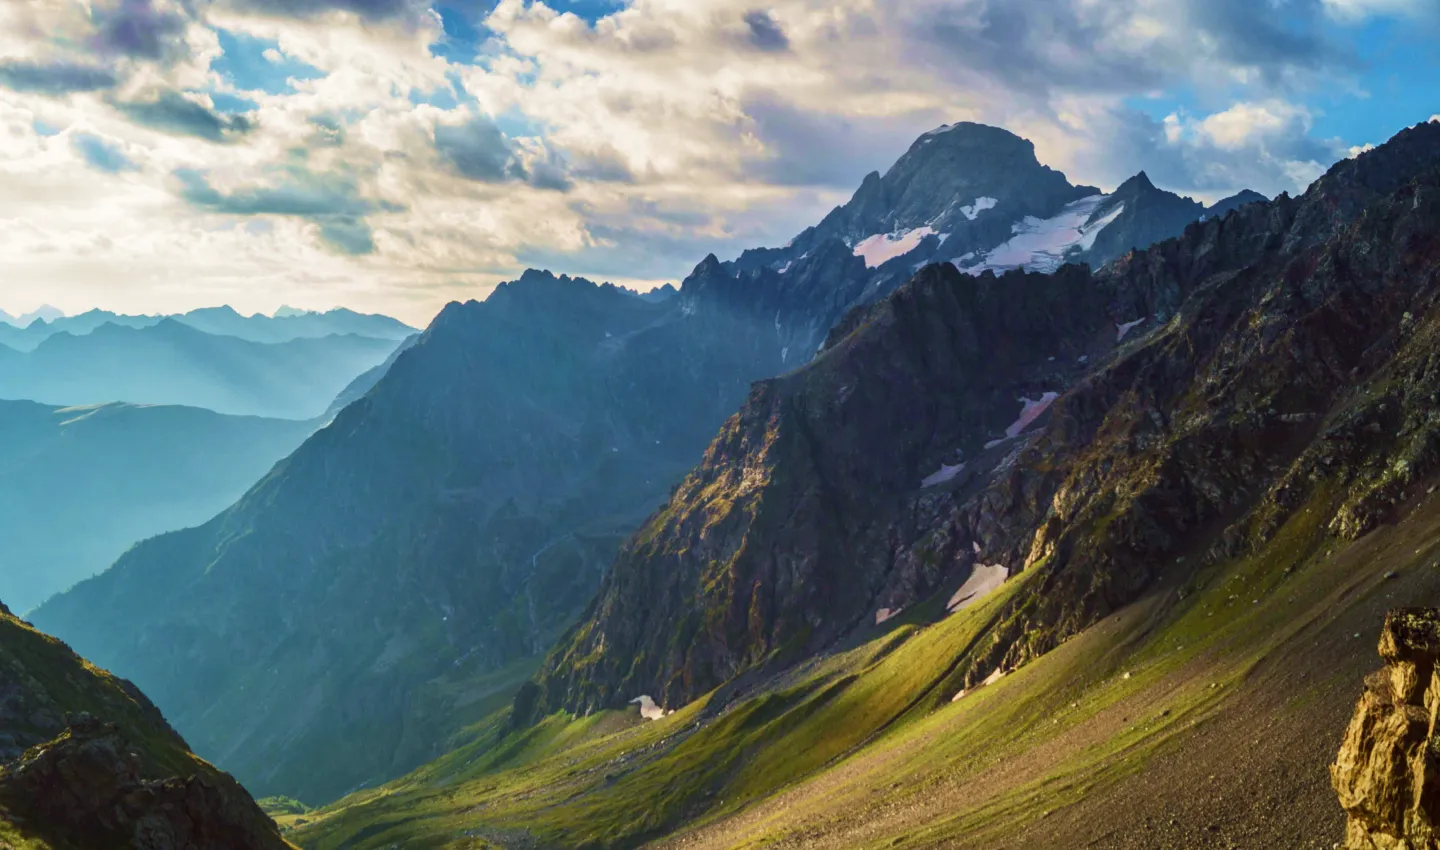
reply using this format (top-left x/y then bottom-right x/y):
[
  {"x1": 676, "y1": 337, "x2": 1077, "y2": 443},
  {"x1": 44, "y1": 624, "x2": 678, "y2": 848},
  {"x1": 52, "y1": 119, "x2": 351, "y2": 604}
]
[
  {"x1": 174, "y1": 166, "x2": 397, "y2": 255},
  {"x1": 742, "y1": 10, "x2": 790, "y2": 52},
  {"x1": 0, "y1": 0, "x2": 1426, "y2": 323},
  {"x1": 1080, "y1": 100, "x2": 1339, "y2": 198},
  {"x1": 227, "y1": 0, "x2": 433, "y2": 24},
  {"x1": 0, "y1": 61, "x2": 117, "y2": 96},
  {"x1": 90, "y1": 0, "x2": 190, "y2": 61},
  {"x1": 1196, "y1": 101, "x2": 1312, "y2": 150},
  {"x1": 1322, "y1": 0, "x2": 1433, "y2": 20},
  {"x1": 434, "y1": 116, "x2": 525, "y2": 182},
  {"x1": 113, "y1": 91, "x2": 255, "y2": 142},
  {"x1": 71, "y1": 132, "x2": 141, "y2": 173},
  {"x1": 434, "y1": 115, "x2": 573, "y2": 190}
]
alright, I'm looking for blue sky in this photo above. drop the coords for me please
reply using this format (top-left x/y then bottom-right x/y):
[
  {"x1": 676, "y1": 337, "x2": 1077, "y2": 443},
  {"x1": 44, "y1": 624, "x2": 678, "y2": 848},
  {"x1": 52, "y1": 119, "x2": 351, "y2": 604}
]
[{"x1": 0, "y1": 0, "x2": 1436, "y2": 324}]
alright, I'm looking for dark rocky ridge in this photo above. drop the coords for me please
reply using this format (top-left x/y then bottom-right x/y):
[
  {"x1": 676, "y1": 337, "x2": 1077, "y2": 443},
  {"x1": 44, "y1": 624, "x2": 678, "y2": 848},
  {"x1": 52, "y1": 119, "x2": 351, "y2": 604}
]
[
  {"x1": 535, "y1": 119, "x2": 1440, "y2": 716},
  {"x1": 0, "y1": 602, "x2": 289, "y2": 850}
]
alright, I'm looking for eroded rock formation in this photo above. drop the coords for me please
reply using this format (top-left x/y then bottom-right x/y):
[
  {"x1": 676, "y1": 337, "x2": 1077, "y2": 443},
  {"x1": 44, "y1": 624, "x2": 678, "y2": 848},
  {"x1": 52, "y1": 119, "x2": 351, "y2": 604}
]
[{"x1": 1333, "y1": 608, "x2": 1440, "y2": 849}]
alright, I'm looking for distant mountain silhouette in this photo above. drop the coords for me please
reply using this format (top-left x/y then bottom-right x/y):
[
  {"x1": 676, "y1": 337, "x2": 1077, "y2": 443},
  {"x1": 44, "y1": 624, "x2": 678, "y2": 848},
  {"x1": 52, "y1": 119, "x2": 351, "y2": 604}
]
[{"x1": 0, "y1": 306, "x2": 414, "y2": 352}]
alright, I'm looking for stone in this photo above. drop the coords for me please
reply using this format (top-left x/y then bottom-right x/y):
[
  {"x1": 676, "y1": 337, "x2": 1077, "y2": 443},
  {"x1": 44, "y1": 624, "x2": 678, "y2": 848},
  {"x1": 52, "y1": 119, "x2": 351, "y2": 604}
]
[{"x1": 1332, "y1": 609, "x2": 1440, "y2": 849}]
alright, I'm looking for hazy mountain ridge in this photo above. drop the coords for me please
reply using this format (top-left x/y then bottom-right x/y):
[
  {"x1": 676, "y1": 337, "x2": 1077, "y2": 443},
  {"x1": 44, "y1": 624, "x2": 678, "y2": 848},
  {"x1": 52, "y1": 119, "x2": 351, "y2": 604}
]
[
  {"x1": 0, "y1": 306, "x2": 414, "y2": 352},
  {"x1": 0, "y1": 399, "x2": 316, "y2": 614},
  {"x1": 0, "y1": 319, "x2": 401, "y2": 419}
]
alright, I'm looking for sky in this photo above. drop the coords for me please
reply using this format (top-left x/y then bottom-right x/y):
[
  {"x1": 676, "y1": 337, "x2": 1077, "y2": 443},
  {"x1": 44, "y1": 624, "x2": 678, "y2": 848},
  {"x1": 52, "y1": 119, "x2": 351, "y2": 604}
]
[{"x1": 0, "y1": 0, "x2": 1436, "y2": 327}]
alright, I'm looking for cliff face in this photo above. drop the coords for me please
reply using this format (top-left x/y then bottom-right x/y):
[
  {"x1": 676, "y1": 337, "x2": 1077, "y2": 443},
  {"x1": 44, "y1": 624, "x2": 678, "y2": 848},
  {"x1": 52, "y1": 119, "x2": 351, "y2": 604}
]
[
  {"x1": 536, "y1": 120, "x2": 1440, "y2": 717},
  {"x1": 1333, "y1": 609, "x2": 1440, "y2": 849},
  {"x1": 0, "y1": 603, "x2": 290, "y2": 850}
]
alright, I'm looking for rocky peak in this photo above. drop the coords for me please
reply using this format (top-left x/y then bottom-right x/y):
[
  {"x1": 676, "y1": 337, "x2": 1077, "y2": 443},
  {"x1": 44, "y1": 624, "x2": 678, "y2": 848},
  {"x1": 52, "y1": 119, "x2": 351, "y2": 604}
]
[{"x1": 1332, "y1": 609, "x2": 1440, "y2": 849}]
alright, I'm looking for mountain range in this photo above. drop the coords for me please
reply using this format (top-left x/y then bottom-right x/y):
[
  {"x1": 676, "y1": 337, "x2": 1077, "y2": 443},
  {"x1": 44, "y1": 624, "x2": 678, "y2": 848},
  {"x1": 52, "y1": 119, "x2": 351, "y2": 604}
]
[
  {"x1": 276, "y1": 118, "x2": 1440, "y2": 850},
  {"x1": 0, "y1": 319, "x2": 402, "y2": 419},
  {"x1": 0, "y1": 400, "x2": 317, "y2": 614},
  {"x1": 0, "y1": 306, "x2": 414, "y2": 352},
  {"x1": 30, "y1": 121, "x2": 1280, "y2": 812}
]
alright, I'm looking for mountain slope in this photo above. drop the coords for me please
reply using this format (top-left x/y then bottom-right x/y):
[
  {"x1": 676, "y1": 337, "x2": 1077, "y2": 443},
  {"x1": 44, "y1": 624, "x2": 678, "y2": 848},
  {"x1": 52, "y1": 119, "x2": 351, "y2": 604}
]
[
  {"x1": 29, "y1": 121, "x2": 1258, "y2": 809},
  {"x1": 31, "y1": 273, "x2": 788, "y2": 804},
  {"x1": 0, "y1": 320, "x2": 400, "y2": 419},
  {"x1": 0, "y1": 601, "x2": 292, "y2": 850},
  {"x1": 536, "y1": 119, "x2": 1440, "y2": 716},
  {"x1": 0, "y1": 400, "x2": 315, "y2": 613},
  {"x1": 283, "y1": 118, "x2": 1440, "y2": 850}
]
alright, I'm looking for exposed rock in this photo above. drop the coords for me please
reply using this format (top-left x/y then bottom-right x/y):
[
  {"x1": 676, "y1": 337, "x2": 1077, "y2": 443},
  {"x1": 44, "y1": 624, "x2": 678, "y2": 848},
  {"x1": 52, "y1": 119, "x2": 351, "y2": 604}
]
[
  {"x1": 0, "y1": 721, "x2": 291, "y2": 850},
  {"x1": 0, "y1": 602, "x2": 289, "y2": 849},
  {"x1": 1332, "y1": 609, "x2": 1440, "y2": 849}
]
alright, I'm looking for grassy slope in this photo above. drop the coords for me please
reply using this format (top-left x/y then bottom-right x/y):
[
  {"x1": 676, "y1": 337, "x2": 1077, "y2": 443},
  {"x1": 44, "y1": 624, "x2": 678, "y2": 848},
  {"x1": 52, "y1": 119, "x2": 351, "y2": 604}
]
[{"x1": 291, "y1": 484, "x2": 1440, "y2": 850}]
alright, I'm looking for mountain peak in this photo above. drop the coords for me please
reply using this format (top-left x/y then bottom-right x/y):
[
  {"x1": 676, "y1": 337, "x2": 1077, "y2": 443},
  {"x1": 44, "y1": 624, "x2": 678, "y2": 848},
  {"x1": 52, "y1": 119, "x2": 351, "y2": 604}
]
[{"x1": 1113, "y1": 170, "x2": 1158, "y2": 195}]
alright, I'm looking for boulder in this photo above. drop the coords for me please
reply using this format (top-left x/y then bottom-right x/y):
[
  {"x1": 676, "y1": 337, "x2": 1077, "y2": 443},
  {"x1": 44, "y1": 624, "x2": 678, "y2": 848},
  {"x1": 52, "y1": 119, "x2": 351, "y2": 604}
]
[{"x1": 1332, "y1": 609, "x2": 1440, "y2": 849}]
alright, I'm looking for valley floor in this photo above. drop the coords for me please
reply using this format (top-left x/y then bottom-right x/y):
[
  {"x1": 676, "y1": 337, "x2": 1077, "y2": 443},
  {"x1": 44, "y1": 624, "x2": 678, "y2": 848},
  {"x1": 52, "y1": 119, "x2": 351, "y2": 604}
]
[{"x1": 291, "y1": 490, "x2": 1440, "y2": 850}]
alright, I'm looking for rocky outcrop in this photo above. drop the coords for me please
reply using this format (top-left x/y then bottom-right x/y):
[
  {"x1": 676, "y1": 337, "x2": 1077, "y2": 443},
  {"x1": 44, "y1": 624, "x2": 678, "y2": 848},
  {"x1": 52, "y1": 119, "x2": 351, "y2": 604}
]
[
  {"x1": 1332, "y1": 609, "x2": 1440, "y2": 849},
  {"x1": 0, "y1": 604, "x2": 290, "y2": 850},
  {"x1": 0, "y1": 716, "x2": 291, "y2": 850}
]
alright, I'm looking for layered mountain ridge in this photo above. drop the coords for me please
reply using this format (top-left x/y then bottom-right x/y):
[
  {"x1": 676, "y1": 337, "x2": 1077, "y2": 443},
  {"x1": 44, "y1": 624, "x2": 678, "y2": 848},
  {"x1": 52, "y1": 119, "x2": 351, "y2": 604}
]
[
  {"x1": 31, "y1": 119, "x2": 1267, "y2": 808},
  {"x1": 0, "y1": 305, "x2": 414, "y2": 352},
  {"x1": 0, "y1": 320, "x2": 400, "y2": 419},
  {"x1": 0, "y1": 400, "x2": 316, "y2": 613}
]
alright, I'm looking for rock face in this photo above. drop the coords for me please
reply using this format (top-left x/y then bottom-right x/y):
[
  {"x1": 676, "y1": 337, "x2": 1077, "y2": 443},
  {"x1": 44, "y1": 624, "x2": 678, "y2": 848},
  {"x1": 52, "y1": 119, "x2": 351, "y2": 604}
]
[
  {"x1": 536, "y1": 119, "x2": 1440, "y2": 716},
  {"x1": 0, "y1": 603, "x2": 289, "y2": 850},
  {"x1": 1333, "y1": 609, "x2": 1440, "y2": 849}
]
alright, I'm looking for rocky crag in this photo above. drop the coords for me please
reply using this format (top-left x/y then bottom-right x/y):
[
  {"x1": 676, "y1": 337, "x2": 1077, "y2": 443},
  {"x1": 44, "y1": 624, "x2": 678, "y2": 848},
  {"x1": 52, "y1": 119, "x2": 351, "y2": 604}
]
[
  {"x1": 1333, "y1": 608, "x2": 1440, "y2": 849},
  {"x1": 0, "y1": 602, "x2": 290, "y2": 850}
]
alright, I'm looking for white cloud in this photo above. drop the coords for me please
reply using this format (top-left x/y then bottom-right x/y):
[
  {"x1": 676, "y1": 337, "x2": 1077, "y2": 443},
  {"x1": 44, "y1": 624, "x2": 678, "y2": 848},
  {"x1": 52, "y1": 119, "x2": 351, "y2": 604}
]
[
  {"x1": 1197, "y1": 101, "x2": 1312, "y2": 151},
  {"x1": 0, "y1": 0, "x2": 1410, "y2": 323}
]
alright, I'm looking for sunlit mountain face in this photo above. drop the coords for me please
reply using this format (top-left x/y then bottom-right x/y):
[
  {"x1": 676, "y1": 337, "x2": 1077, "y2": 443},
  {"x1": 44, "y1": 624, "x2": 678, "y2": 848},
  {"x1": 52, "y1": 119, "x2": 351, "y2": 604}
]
[{"x1": 3, "y1": 2, "x2": 1440, "y2": 850}]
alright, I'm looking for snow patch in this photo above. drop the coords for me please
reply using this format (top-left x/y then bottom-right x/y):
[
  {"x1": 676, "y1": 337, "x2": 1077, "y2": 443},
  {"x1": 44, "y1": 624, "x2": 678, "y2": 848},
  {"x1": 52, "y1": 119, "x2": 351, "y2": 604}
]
[
  {"x1": 947, "y1": 564, "x2": 1009, "y2": 613},
  {"x1": 986, "y1": 392, "x2": 1060, "y2": 448},
  {"x1": 982, "y1": 668, "x2": 1007, "y2": 686},
  {"x1": 875, "y1": 607, "x2": 902, "y2": 625},
  {"x1": 853, "y1": 227, "x2": 936, "y2": 269},
  {"x1": 921, "y1": 462, "x2": 966, "y2": 488},
  {"x1": 953, "y1": 195, "x2": 1123, "y2": 275},
  {"x1": 1116, "y1": 317, "x2": 1147, "y2": 342},
  {"x1": 960, "y1": 197, "x2": 998, "y2": 220},
  {"x1": 630, "y1": 695, "x2": 665, "y2": 721},
  {"x1": 781, "y1": 346, "x2": 790, "y2": 363}
]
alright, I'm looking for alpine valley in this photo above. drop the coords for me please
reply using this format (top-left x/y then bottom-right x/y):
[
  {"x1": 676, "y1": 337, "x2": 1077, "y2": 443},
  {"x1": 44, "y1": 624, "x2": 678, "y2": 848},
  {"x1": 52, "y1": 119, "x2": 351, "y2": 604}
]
[{"x1": 16, "y1": 117, "x2": 1440, "y2": 850}]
